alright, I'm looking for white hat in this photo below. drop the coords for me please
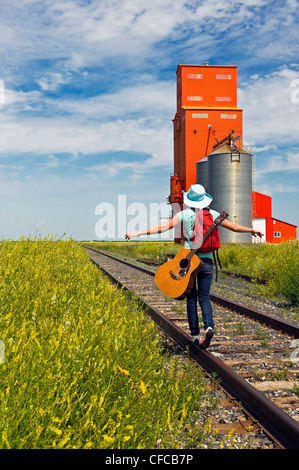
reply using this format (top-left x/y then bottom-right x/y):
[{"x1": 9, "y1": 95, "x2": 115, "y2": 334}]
[{"x1": 182, "y1": 184, "x2": 213, "y2": 209}]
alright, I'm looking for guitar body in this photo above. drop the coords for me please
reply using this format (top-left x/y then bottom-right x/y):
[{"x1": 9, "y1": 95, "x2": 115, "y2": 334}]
[
  {"x1": 154, "y1": 248, "x2": 204, "y2": 300},
  {"x1": 154, "y1": 211, "x2": 228, "y2": 300}
]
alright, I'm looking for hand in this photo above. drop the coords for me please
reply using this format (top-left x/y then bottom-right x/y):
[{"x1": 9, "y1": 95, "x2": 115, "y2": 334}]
[
  {"x1": 125, "y1": 232, "x2": 140, "y2": 240},
  {"x1": 251, "y1": 229, "x2": 263, "y2": 238}
]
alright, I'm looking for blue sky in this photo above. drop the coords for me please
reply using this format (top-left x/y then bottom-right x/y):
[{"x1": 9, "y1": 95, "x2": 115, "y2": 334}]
[{"x1": 0, "y1": 0, "x2": 298, "y2": 240}]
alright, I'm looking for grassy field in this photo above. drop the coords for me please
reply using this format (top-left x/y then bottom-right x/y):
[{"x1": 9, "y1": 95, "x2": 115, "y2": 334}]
[
  {"x1": 85, "y1": 240, "x2": 299, "y2": 308},
  {"x1": 0, "y1": 236, "x2": 231, "y2": 449},
  {"x1": 217, "y1": 241, "x2": 299, "y2": 307}
]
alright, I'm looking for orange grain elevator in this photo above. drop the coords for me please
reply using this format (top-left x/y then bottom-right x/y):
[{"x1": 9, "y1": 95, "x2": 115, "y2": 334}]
[{"x1": 170, "y1": 63, "x2": 243, "y2": 204}]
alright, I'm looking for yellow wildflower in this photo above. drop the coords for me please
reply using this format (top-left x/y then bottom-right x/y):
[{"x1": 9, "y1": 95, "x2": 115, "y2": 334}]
[
  {"x1": 115, "y1": 365, "x2": 129, "y2": 375},
  {"x1": 50, "y1": 426, "x2": 62, "y2": 436},
  {"x1": 103, "y1": 434, "x2": 114, "y2": 445},
  {"x1": 139, "y1": 380, "x2": 146, "y2": 394}
]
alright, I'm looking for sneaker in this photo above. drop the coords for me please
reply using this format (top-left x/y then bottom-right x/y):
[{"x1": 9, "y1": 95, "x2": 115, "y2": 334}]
[
  {"x1": 200, "y1": 327, "x2": 214, "y2": 349},
  {"x1": 192, "y1": 335, "x2": 200, "y2": 346}
]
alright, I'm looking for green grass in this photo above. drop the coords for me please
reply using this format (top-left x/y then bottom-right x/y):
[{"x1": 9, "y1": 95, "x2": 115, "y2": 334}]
[
  {"x1": 219, "y1": 241, "x2": 299, "y2": 307},
  {"x1": 0, "y1": 236, "x2": 220, "y2": 449},
  {"x1": 84, "y1": 241, "x2": 180, "y2": 263}
]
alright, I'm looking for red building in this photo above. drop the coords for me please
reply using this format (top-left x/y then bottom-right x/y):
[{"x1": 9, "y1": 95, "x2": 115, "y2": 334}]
[
  {"x1": 169, "y1": 62, "x2": 297, "y2": 244},
  {"x1": 171, "y1": 63, "x2": 243, "y2": 197},
  {"x1": 252, "y1": 192, "x2": 297, "y2": 243}
]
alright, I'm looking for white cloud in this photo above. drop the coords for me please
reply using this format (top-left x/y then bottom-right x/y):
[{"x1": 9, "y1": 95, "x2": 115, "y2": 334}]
[
  {"x1": 239, "y1": 66, "x2": 299, "y2": 147},
  {"x1": 54, "y1": 80, "x2": 175, "y2": 119},
  {"x1": 44, "y1": 155, "x2": 61, "y2": 168},
  {"x1": 257, "y1": 151, "x2": 299, "y2": 174},
  {"x1": 0, "y1": 78, "x2": 175, "y2": 174},
  {"x1": 251, "y1": 144, "x2": 277, "y2": 153},
  {"x1": 255, "y1": 182, "x2": 299, "y2": 196},
  {"x1": 2, "y1": 89, "x2": 42, "y2": 111},
  {"x1": 35, "y1": 73, "x2": 70, "y2": 91},
  {"x1": 0, "y1": 113, "x2": 173, "y2": 169},
  {"x1": 1, "y1": 0, "x2": 297, "y2": 76}
]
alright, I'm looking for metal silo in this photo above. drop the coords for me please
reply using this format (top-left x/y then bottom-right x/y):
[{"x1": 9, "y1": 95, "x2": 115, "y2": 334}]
[
  {"x1": 207, "y1": 143, "x2": 253, "y2": 243},
  {"x1": 196, "y1": 158, "x2": 209, "y2": 193}
]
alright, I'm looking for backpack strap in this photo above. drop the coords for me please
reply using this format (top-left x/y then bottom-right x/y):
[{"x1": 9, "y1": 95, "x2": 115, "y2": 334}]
[
  {"x1": 212, "y1": 249, "x2": 222, "y2": 282},
  {"x1": 216, "y1": 249, "x2": 222, "y2": 270},
  {"x1": 185, "y1": 207, "x2": 210, "y2": 247},
  {"x1": 212, "y1": 252, "x2": 218, "y2": 282}
]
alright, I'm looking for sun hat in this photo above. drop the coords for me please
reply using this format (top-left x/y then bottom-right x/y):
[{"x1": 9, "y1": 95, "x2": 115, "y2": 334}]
[{"x1": 182, "y1": 184, "x2": 213, "y2": 209}]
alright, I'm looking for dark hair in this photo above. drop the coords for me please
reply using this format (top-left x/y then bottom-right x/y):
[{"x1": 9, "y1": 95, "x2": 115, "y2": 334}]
[{"x1": 191, "y1": 207, "x2": 210, "y2": 212}]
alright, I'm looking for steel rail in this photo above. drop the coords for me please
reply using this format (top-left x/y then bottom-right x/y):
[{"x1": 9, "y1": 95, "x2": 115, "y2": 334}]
[
  {"x1": 210, "y1": 294, "x2": 299, "y2": 339},
  {"x1": 221, "y1": 270, "x2": 267, "y2": 285},
  {"x1": 86, "y1": 249, "x2": 299, "y2": 449},
  {"x1": 84, "y1": 247, "x2": 299, "y2": 338}
]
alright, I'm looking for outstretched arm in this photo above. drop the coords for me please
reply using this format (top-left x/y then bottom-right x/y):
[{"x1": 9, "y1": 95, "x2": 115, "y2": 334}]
[
  {"x1": 221, "y1": 219, "x2": 263, "y2": 238},
  {"x1": 125, "y1": 214, "x2": 181, "y2": 240}
]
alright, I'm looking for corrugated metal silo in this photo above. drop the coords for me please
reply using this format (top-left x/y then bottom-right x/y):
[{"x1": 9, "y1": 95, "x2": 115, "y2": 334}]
[
  {"x1": 200, "y1": 143, "x2": 253, "y2": 243},
  {"x1": 196, "y1": 158, "x2": 209, "y2": 192}
]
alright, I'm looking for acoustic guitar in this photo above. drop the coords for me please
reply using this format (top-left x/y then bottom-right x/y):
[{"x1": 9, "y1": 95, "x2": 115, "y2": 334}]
[{"x1": 154, "y1": 211, "x2": 228, "y2": 299}]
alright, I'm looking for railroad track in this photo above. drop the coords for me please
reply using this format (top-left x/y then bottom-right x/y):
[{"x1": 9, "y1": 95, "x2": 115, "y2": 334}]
[{"x1": 84, "y1": 247, "x2": 299, "y2": 449}]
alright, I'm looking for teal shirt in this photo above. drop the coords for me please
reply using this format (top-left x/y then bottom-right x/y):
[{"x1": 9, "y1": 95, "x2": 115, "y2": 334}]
[{"x1": 177, "y1": 208, "x2": 220, "y2": 259}]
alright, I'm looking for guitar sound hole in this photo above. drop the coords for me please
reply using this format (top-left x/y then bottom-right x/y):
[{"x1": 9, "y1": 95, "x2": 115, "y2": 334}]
[{"x1": 179, "y1": 258, "x2": 189, "y2": 269}]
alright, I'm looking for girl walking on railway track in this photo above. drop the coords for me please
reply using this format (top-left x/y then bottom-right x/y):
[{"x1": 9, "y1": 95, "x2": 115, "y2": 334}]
[{"x1": 125, "y1": 184, "x2": 262, "y2": 349}]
